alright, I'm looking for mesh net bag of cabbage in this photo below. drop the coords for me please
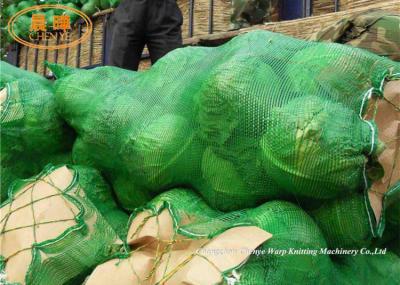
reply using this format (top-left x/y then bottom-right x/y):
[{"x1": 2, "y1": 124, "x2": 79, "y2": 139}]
[
  {"x1": 0, "y1": 62, "x2": 74, "y2": 201},
  {"x1": 0, "y1": 61, "x2": 49, "y2": 90},
  {"x1": 333, "y1": 251, "x2": 400, "y2": 284},
  {"x1": 0, "y1": 164, "x2": 128, "y2": 285},
  {"x1": 84, "y1": 188, "x2": 334, "y2": 285},
  {"x1": 309, "y1": 79, "x2": 400, "y2": 250},
  {"x1": 84, "y1": 188, "x2": 400, "y2": 285},
  {"x1": 50, "y1": 30, "x2": 400, "y2": 212}
]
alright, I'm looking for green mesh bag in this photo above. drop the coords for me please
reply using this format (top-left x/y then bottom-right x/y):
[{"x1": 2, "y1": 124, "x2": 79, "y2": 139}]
[
  {"x1": 0, "y1": 61, "x2": 49, "y2": 89},
  {"x1": 384, "y1": 185, "x2": 400, "y2": 240},
  {"x1": 51, "y1": 30, "x2": 400, "y2": 211},
  {"x1": 0, "y1": 63, "x2": 74, "y2": 200},
  {"x1": 333, "y1": 252, "x2": 400, "y2": 284},
  {"x1": 309, "y1": 192, "x2": 385, "y2": 249},
  {"x1": 85, "y1": 188, "x2": 334, "y2": 285},
  {"x1": 372, "y1": 184, "x2": 400, "y2": 255},
  {"x1": 0, "y1": 164, "x2": 128, "y2": 285},
  {"x1": 85, "y1": 189, "x2": 400, "y2": 284}
]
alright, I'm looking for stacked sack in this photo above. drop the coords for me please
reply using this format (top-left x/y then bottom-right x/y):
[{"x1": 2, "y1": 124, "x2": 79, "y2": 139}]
[
  {"x1": 0, "y1": 164, "x2": 128, "y2": 284},
  {"x1": 51, "y1": 30, "x2": 399, "y2": 212},
  {"x1": 0, "y1": 61, "x2": 74, "y2": 200},
  {"x1": 1, "y1": 29, "x2": 399, "y2": 284},
  {"x1": 84, "y1": 189, "x2": 400, "y2": 284}
]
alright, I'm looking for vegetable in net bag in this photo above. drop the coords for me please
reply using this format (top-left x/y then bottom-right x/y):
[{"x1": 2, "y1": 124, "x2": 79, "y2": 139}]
[
  {"x1": 0, "y1": 63, "x2": 74, "y2": 200},
  {"x1": 51, "y1": 30, "x2": 400, "y2": 211},
  {"x1": 0, "y1": 61, "x2": 49, "y2": 89},
  {"x1": 0, "y1": 164, "x2": 128, "y2": 285},
  {"x1": 333, "y1": 252, "x2": 400, "y2": 284},
  {"x1": 310, "y1": 192, "x2": 386, "y2": 249},
  {"x1": 84, "y1": 189, "x2": 400, "y2": 284},
  {"x1": 309, "y1": 78, "x2": 400, "y2": 252},
  {"x1": 84, "y1": 188, "x2": 334, "y2": 285},
  {"x1": 259, "y1": 95, "x2": 377, "y2": 199},
  {"x1": 373, "y1": 186, "x2": 400, "y2": 256}
]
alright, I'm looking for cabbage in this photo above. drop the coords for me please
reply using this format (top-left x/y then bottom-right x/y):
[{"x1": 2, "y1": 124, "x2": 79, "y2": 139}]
[
  {"x1": 81, "y1": 1, "x2": 98, "y2": 16},
  {"x1": 110, "y1": 175, "x2": 152, "y2": 210},
  {"x1": 286, "y1": 44, "x2": 389, "y2": 111},
  {"x1": 201, "y1": 147, "x2": 247, "y2": 211},
  {"x1": 260, "y1": 96, "x2": 377, "y2": 199},
  {"x1": 1, "y1": 65, "x2": 73, "y2": 200},
  {"x1": 200, "y1": 140, "x2": 284, "y2": 211},
  {"x1": 194, "y1": 64, "x2": 240, "y2": 145},
  {"x1": 310, "y1": 193, "x2": 376, "y2": 249},
  {"x1": 122, "y1": 114, "x2": 196, "y2": 189}
]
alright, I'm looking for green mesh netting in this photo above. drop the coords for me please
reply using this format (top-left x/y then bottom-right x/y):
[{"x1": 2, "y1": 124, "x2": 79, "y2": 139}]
[
  {"x1": 0, "y1": 164, "x2": 128, "y2": 285},
  {"x1": 104, "y1": 188, "x2": 334, "y2": 284},
  {"x1": 333, "y1": 252, "x2": 400, "y2": 284},
  {"x1": 310, "y1": 192, "x2": 380, "y2": 249},
  {"x1": 373, "y1": 184, "x2": 400, "y2": 256},
  {"x1": 0, "y1": 62, "x2": 74, "y2": 200},
  {"x1": 384, "y1": 185, "x2": 400, "y2": 238},
  {"x1": 50, "y1": 30, "x2": 400, "y2": 212},
  {"x1": 0, "y1": 61, "x2": 49, "y2": 89},
  {"x1": 90, "y1": 188, "x2": 400, "y2": 284}
]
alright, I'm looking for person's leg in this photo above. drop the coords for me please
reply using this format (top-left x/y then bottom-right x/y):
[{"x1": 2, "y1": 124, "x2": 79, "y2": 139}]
[
  {"x1": 146, "y1": 0, "x2": 183, "y2": 65},
  {"x1": 108, "y1": 0, "x2": 147, "y2": 70}
]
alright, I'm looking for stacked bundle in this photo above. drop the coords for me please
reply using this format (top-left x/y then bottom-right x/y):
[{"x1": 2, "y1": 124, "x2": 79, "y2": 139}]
[
  {"x1": 51, "y1": 30, "x2": 399, "y2": 212},
  {"x1": 84, "y1": 189, "x2": 400, "y2": 284},
  {"x1": 0, "y1": 29, "x2": 399, "y2": 284},
  {"x1": 0, "y1": 61, "x2": 74, "y2": 200},
  {"x1": 0, "y1": 165, "x2": 128, "y2": 284}
]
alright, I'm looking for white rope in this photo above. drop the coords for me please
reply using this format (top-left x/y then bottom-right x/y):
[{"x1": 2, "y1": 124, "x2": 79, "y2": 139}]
[{"x1": 358, "y1": 88, "x2": 375, "y2": 156}]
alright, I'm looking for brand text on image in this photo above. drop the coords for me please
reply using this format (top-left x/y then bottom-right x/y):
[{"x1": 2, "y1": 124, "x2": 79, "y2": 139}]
[
  {"x1": 199, "y1": 247, "x2": 387, "y2": 257},
  {"x1": 7, "y1": 4, "x2": 92, "y2": 50}
]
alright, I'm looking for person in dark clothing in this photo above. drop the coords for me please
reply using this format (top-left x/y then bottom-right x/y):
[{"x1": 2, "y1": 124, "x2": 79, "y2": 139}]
[{"x1": 108, "y1": 0, "x2": 183, "y2": 71}]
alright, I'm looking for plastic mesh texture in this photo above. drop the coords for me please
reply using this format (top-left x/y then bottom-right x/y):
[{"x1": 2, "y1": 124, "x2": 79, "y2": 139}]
[
  {"x1": 120, "y1": 188, "x2": 334, "y2": 285},
  {"x1": 0, "y1": 61, "x2": 49, "y2": 90},
  {"x1": 310, "y1": 193, "x2": 376, "y2": 249},
  {"x1": 333, "y1": 252, "x2": 400, "y2": 284},
  {"x1": 374, "y1": 185, "x2": 400, "y2": 255},
  {"x1": 0, "y1": 62, "x2": 74, "y2": 201},
  {"x1": 0, "y1": 164, "x2": 128, "y2": 285},
  {"x1": 101, "y1": 189, "x2": 400, "y2": 285},
  {"x1": 51, "y1": 30, "x2": 400, "y2": 211}
]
